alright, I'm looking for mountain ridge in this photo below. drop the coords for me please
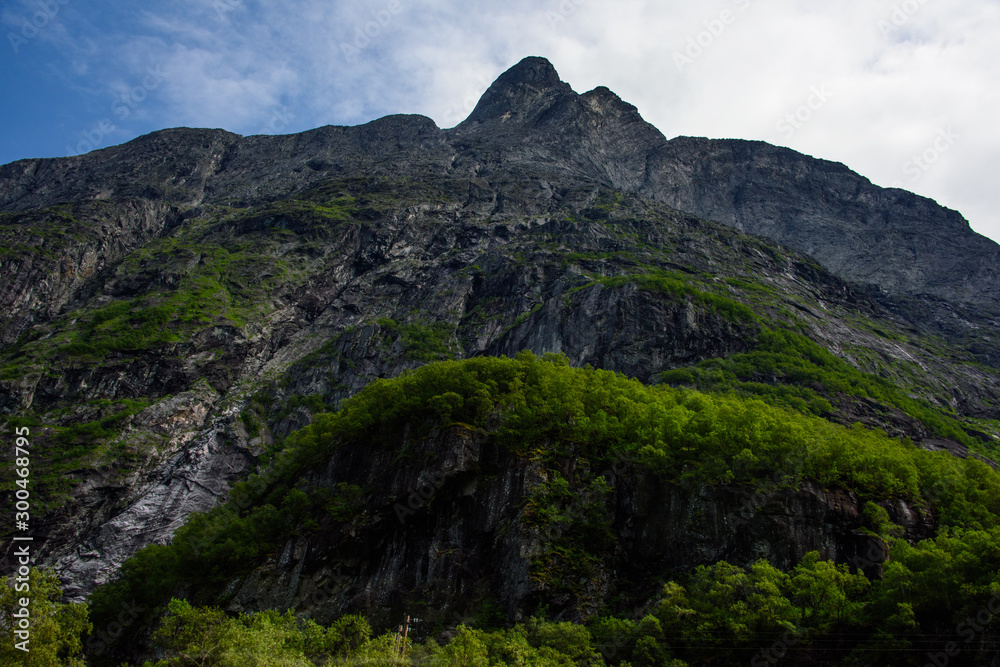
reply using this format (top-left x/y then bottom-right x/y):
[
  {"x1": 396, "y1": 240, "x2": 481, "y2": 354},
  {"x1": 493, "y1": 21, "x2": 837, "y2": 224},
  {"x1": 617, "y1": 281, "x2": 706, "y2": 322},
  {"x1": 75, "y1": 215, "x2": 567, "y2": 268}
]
[{"x1": 2, "y1": 57, "x2": 997, "y2": 317}]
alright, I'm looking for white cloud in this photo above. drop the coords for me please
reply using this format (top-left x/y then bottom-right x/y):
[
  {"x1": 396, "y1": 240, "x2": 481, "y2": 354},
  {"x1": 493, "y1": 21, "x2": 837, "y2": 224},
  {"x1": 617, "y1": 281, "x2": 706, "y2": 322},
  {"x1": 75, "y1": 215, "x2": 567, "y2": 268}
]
[{"x1": 17, "y1": 0, "x2": 1000, "y2": 243}]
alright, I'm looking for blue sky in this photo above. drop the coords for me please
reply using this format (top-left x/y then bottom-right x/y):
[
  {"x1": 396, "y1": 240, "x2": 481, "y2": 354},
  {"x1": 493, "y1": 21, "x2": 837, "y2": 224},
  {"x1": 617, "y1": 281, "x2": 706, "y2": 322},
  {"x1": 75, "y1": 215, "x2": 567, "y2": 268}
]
[{"x1": 2, "y1": 0, "x2": 999, "y2": 243}]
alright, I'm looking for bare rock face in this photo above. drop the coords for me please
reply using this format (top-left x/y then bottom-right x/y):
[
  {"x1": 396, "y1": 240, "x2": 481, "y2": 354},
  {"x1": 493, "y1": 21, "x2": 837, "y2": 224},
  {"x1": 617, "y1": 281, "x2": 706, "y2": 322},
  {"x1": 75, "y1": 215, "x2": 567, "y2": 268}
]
[
  {"x1": 641, "y1": 137, "x2": 1000, "y2": 310},
  {"x1": 222, "y1": 423, "x2": 930, "y2": 627},
  {"x1": 33, "y1": 382, "x2": 259, "y2": 600},
  {"x1": 461, "y1": 56, "x2": 573, "y2": 125},
  {"x1": 0, "y1": 200, "x2": 182, "y2": 345},
  {"x1": 488, "y1": 282, "x2": 757, "y2": 380}
]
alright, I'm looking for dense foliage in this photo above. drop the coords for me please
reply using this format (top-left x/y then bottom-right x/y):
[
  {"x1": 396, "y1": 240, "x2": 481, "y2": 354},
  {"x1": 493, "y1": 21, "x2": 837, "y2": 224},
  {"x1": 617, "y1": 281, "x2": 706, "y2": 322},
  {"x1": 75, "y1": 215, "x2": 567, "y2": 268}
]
[
  {"x1": 84, "y1": 354, "x2": 1000, "y2": 664},
  {"x1": 1, "y1": 568, "x2": 91, "y2": 666},
  {"x1": 661, "y1": 327, "x2": 987, "y2": 452},
  {"x1": 110, "y1": 534, "x2": 1000, "y2": 665},
  {"x1": 273, "y1": 352, "x2": 999, "y2": 515}
]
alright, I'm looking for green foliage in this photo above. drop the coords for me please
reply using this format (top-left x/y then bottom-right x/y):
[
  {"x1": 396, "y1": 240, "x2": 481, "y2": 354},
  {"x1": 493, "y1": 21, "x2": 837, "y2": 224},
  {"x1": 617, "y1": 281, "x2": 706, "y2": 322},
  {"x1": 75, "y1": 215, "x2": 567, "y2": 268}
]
[
  {"x1": 524, "y1": 471, "x2": 616, "y2": 599},
  {"x1": 0, "y1": 203, "x2": 327, "y2": 513},
  {"x1": 8, "y1": 208, "x2": 308, "y2": 370},
  {"x1": 72, "y1": 301, "x2": 178, "y2": 355},
  {"x1": 625, "y1": 538, "x2": 999, "y2": 664},
  {"x1": 272, "y1": 393, "x2": 329, "y2": 423},
  {"x1": 788, "y1": 552, "x2": 870, "y2": 628},
  {"x1": 428, "y1": 391, "x2": 464, "y2": 422},
  {"x1": 861, "y1": 501, "x2": 903, "y2": 539},
  {"x1": 416, "y1": 619, "x2": 614, "y2": 666},
  {"x1": 872, "y1": 527, "x2": 1000, "y2": 625},
  {"x1": 400, "y1": 321, "x2": 456, "y2": 361},
  {"x1": 222, "y1": 197, "x2": 357, "y2": 228},
  {"x1": 670, "y1": 559, "x2": 798, "y2": 648},
  {"x1": 379, "y1": 317, "x2": 457, "y2": 361},
  {"x1": 240, "y1": 409, "x2": 262, "y2": 438},
  {"x1": 57, "y1": 265, "x2": 247, "y2": 359},
  {"x1": 412, "y1": 614, "x2": 683, "y2": 666},
  {"x1": 142, "y1": 599, "x2": 313, "y2": 666},
  {"x1": 510, "y1": 302, "x2": 544, "y2": 328},
  {"x1": 325, "y1": 483, "x2": 364, "y2": 522},
  {"x1": 140, "y1": 605, "x2": 631, "y2": 667},
  {"x1": 523, "y1": 617, "x2": 604, "y2": 665},
  {"x1": 50, "y1": 399, "x2": 153, "y2": 449},
  {"x1": 104, "y1": 538, "x2": 1000, "y2": 665},
  {"x1": 322, "y1": 614, "x2": 373, "y2": 659},
  {"x1": 848, "y1": 527, "x2": 1000, "y2": 663},
  {"x1": 141, "y1": 600, "x2": 405, "y2": 666},
  {"x1": 671, "y1": 327, "x2": 985, "y2": 452},
  {"x1": 0, "y1": 399, "x2": 153, "y2": 516},
  {"x1": 88, "y1": 355, "x2": 1000, "y2": 661},
  {"x1": 596, "y1": 270, "x2": 759, "y2": 323},
  {"x1": 632, "y1": 554, "x2": 870, "y2": 664},
  {"x1": 86, "y1": 544, "x2": 180, "y2": 651},
  {"x1": 423, "y1": 625, "x2": 490, "y2": 666},
  {"x1": 0, "y1": 568, "x2": 91, "y2": 666}
]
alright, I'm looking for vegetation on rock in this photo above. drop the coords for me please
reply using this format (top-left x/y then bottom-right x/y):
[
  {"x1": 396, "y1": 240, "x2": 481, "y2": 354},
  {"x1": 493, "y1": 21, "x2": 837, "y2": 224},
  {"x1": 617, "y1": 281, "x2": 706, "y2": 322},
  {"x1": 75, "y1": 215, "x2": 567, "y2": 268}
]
[{"x1": 85, "y1": 354, "x2": 1000, "y2": 664}]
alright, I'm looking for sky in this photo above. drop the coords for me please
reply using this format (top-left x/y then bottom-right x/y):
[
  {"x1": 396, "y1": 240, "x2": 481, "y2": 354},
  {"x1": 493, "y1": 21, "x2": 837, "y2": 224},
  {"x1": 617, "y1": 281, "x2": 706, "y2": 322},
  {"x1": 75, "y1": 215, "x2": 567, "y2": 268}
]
[{"x1": 1, "y1": 0, "x2": 999, "y2": 244}]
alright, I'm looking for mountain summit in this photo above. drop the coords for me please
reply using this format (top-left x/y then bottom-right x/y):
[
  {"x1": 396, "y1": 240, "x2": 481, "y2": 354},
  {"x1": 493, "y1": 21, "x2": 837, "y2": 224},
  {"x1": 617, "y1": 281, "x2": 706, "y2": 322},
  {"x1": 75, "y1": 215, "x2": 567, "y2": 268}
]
[{"x1": 461, "y1": 56, "x2": 573, "y2": 124}]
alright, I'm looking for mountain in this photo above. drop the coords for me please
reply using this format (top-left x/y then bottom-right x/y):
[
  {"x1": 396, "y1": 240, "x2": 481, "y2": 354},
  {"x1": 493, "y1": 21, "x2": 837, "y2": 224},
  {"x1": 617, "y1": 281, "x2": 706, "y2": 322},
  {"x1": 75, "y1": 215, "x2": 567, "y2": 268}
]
[{"x1": 1, "y1": 57, "x2": 998, "y2": 665}]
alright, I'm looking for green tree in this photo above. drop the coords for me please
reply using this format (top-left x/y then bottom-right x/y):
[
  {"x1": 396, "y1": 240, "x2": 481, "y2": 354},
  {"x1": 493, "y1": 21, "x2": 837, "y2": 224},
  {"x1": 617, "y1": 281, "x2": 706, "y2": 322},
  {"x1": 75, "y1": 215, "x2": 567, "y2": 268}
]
[
  {"x1": 0, "y1": 567, "x2": 91, "y2": 666},
  {"x1": 143, "y1": 599, "x2": 312, "y2": 666},
  {"x1": 324, "y1": 613, "x2": 373, "y2": 659},
  {"x1": 332, "y1": 631, "x2": 410, "y2": 665},
  {"x1": 787, "y1": 551, "x2": 870, "y2": 628},
  {"x1": 144, "y1": 599, "x2": 233, "y2": 666},
  {"x1": 424, "y1": 624, "x2": 490, "y2": 667},
  {"x1": 524, "y1": 618, "x2": 603, "y2": 665},
  {"x1": 656, "y1": 560, "x2": 796, "y2": 662}
]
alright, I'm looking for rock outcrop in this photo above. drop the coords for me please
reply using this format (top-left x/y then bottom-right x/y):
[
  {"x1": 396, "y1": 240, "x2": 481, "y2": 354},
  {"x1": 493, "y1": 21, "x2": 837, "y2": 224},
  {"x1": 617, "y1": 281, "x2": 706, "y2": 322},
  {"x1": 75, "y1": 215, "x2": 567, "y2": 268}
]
[{"x1": 225, "y1": 422, "x2": 930, "y2": 628}]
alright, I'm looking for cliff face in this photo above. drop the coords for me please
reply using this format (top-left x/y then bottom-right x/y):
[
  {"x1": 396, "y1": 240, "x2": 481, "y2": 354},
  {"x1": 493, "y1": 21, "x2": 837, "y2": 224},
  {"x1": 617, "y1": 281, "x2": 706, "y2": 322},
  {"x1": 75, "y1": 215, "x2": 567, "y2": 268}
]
[
  {"x1": 643, "y1": 136, "x2": 1000, "y2": 313},
  {"x1": 225, "y1": 422, "x2": 928, "y2": 630},
  {"x1": 0, "y1": 200, "x2": 182, "y2": 346},
  {"x1": 0, "y1": 57, "x2": 997, "y2": 617}
]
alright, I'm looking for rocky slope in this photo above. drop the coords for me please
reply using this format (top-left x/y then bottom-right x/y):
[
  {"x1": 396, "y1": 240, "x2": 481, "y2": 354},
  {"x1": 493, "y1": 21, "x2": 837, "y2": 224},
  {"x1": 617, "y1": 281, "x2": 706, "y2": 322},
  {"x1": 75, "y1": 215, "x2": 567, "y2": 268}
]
[{"x1": 0, "y1": 57, "x2": 998, "y2": 646}]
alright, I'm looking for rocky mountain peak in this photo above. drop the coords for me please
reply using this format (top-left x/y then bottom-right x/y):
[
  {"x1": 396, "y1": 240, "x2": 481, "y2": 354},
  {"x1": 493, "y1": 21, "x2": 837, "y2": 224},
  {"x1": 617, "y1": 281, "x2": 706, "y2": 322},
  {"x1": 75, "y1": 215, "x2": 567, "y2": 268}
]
[
  {"x1": 460, "y1": 56, "x2": 573, "y2": 125},
  {"x1": 0, "y1": 56, "x2": 997, "y2": 313}
]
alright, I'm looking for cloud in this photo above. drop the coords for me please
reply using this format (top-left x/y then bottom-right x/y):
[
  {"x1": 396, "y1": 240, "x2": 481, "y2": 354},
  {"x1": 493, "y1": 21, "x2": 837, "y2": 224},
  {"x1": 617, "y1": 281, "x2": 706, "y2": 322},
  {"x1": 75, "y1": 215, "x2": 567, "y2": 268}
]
[{"x1": 3, "y1": 0, "x2": 999, "y2": 242}]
